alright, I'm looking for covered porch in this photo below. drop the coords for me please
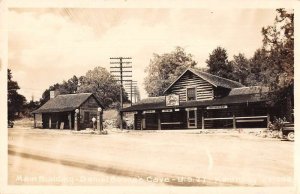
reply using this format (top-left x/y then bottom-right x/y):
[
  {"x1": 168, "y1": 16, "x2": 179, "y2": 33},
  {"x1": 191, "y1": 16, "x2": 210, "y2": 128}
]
[
  {"x1": 33, "y1": 111, "x2": 75, "y2": 129},
  {"x1": 121, "y1": 96, "x2": 271, "y2": 130}
]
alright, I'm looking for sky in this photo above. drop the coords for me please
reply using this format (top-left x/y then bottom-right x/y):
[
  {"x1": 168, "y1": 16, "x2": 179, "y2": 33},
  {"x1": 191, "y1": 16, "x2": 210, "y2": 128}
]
[{"x1": 8, "y1": 8, "x2": 277, "y2": 101}]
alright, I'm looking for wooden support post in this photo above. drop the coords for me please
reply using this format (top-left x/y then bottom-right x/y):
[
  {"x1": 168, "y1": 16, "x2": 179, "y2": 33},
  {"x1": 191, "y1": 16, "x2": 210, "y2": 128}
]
[
  {"x1": 68, "y1": 112, "x2": 72, "y2": 129},
  {"x1": 267, "y1": 113, "x2": 270, "y2": 128},
  {"x1": 100, "y1": 111, "x2": 103, "y2": 131},
  {"x1": 233, "y1": 114, "x2": 236, "y2": 130},
  {"x1": 33, "y1": 114, "x2": 36, "y2": 128},
  {"x1": 157, "y1": 110, "x2": 161, "y2": 130},
  {"x1": 74, "y1": 112, "x2": 78, "y2": 131},
  {"x1": 120, "y1": 112, "x2": 123, "y2": 130},
  {"x1": 138, "y1": 111, "x2": 143, "y2": 130},
  {"x1": 133, "y1": 114, "x2": 136, "y2": 130},
  {"x1": 141, "y1": 113, "x2": 144, "y2": 130},
  {"x1": 202, "y1": 113, "x2": 205, "y2": 129},
  {"x1": 97, "y1": 110, "x2": 100, "y2": 131},
  {"x1": 49, "y1": 115, "x2": 52, "y2": 129}
]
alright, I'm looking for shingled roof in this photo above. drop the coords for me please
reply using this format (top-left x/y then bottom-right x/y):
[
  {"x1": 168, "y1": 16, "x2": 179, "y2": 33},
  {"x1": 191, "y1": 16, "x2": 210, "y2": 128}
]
[
  {"x1": 229, "y1": 86, "x2": 269, "y2": 96},
  {"x1": 191, "y1": 68, "x2": 244, "y2": 88},
  {"x1": 32, "y1": 93, "x2": 103, "y2": 114},
  {"x1": 163, "y1": 68, "x2": 244, "y2": 94}
]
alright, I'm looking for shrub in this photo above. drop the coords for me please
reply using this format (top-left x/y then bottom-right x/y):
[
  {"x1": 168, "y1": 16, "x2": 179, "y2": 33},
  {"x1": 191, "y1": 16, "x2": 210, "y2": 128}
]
[{"x1": 268, "y1": 117, "x2": 286, "y2": 131}]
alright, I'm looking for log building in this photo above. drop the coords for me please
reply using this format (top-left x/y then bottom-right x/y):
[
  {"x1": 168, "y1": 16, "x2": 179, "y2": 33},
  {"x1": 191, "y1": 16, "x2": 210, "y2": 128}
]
[
  {"x1": 32, "y1": 93, "x2": 104, "y2": 130},
  {"x1": 121, "y1": 68, "x2": 270, "y2": 130}
]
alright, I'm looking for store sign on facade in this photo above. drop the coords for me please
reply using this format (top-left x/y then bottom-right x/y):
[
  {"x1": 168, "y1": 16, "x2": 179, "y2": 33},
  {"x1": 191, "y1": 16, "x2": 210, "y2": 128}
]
[
  {"x1": 166, "y1": 94, "x2": 180, "y2": 107},
  {"x1": 206, "y1": 105, "x2": 228, "y2": 110}
]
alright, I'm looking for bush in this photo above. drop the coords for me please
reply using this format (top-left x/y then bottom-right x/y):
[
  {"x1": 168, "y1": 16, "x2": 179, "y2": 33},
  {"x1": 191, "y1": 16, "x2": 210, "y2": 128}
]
[
  {"x1": 268, "y1": 117, "x2": 286, "y2": 131},
  {"x1": 267, "y1": 117, "x2": 286, "y2": 138}
]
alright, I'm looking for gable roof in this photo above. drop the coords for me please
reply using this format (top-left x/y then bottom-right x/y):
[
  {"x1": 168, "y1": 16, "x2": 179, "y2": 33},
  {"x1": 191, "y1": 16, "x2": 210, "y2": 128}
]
[
  {"x1": 163, "y1": 68, "x2": 244, "y2": 94},
  {"x1": 32, "y1": 93, "x2": 104, "y2": 114}
]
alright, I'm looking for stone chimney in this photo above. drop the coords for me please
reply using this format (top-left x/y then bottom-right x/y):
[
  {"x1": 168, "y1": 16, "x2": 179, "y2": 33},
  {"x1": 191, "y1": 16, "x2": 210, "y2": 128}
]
[{"x1": 50, "y1": 90, "x2": 60, "y2": 99}]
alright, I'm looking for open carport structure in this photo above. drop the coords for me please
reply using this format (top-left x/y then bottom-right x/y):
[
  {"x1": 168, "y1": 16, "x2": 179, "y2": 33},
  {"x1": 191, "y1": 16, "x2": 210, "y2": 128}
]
[{"x1": 32, "y1": 92, "x2": 104, "y2": 130}]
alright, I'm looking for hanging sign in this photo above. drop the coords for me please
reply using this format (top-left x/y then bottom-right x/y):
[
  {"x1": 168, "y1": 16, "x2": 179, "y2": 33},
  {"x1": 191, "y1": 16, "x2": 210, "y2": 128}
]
[
  {"x1": 166, "y1": 94, "x2": 180, "y2": 106},
  {"x1": 206, "y1": 105, "x2": 228, "y2": 110}
]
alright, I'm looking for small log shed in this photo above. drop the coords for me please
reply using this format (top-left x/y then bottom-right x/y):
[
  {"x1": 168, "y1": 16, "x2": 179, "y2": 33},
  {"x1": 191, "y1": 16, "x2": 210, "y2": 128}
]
[{"x1": 32, "y1": 93, "x2": 104, "y2": 130}]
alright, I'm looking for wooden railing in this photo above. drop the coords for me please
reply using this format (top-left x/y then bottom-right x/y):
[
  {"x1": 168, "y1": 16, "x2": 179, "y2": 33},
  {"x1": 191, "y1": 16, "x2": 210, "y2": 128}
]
[{"x1": 202, "y1": 115, "x2": 269, "y2": 129}]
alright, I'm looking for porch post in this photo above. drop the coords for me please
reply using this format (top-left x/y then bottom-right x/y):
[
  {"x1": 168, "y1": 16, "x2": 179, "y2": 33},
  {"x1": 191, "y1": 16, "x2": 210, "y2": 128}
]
[
  {"x1": 138, "y1": 111, "x2": 143, "y2": 130},
  {"x1": 133, "y1": 113, "x2": 136, "y2": 130},
  {"x1": 33, "y1": 114, "x2": 36, "y2": 128},
  {"x1": 202, "y1": 111, "x2": 205, "y2": 129},
  {"x1": 49, "y1": 115, "x2": 52, "y2": 129},
  {"x1": 100, "y1": 110, "x2": 103, "y2": 131},
  {"x1": 68, "y1": 112, "x2": 72, "y2": 129},
  {"x1": 97, "y1": 107, "x2": 102, "y2": 132},
  {"x1": 120, "y1": 111, "x2": 123, "y2": 130},
  {"x1": 233, "y1": 114, "x2": 236, "y2": 129},
  {"x1": 74, "y1": 109, "x2": 79, "y2": 131},
  {"x1": 157, "y1": 110, "x2": 161, "y2": 130},
  {"x1": 141, "y1": 112, "x2": 144, "y2": 130},
  {"x1": 267, "y1": 113, "x2": 270, "y2": 128}
]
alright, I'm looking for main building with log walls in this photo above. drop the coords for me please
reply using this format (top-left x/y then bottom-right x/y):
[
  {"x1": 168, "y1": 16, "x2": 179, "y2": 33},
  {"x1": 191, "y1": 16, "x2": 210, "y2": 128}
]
[{"x1": 121, "y1": 68, "x2": 270, "y2": 130}]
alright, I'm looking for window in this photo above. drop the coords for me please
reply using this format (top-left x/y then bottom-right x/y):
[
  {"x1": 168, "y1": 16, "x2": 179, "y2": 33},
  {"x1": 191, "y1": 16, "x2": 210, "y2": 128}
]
[{"x1": 187, "y1": 88, "x2": 196, "y2": 101}]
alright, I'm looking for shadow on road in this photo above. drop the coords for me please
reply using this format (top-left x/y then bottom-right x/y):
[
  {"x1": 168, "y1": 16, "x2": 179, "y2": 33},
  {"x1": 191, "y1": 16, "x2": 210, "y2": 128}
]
[{"x1": 8, "y1": 145, "x2": 248, "y2": 187}]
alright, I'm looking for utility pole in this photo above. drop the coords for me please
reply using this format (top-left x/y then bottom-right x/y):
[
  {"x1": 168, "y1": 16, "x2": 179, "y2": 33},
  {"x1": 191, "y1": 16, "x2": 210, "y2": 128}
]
[
  {"x1": 124, "y1": 80, "x2": 137, "y2": 106},
  {"x1": 110, "y1": 57, "x2": 132, "y2": 130},
  {"x1": 134, "y1": 85, "x2": 141, "y2": 102}
]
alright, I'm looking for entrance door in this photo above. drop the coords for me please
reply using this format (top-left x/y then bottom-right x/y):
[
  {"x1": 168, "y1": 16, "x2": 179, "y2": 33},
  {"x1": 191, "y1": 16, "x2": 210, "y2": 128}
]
[{"x1": 187, "y1": 109, "x2": 197, "y2": 128}]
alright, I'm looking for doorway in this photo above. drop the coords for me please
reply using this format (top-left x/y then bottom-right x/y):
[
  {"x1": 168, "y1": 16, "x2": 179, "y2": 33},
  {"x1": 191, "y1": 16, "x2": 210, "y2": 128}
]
[{"x1": 187, "y1": 109, "x2": 197, "y2": 128}]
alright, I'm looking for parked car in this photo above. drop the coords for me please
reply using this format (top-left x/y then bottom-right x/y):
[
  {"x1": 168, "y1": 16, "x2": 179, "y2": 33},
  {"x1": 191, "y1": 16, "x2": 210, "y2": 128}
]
[
  {"x1": 8, "y1": 120, "x2": 14, "y2": 128},
  {"x1": 280, "y1": 122, "x2": 294, "y2": 141}
]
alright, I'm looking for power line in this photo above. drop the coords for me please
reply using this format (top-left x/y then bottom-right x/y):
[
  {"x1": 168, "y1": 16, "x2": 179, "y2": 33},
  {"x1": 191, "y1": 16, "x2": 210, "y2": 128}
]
[
  {"x1": 124, "y1": 80, "x2": 138, "y2": 105},
  {"x1": 110, "y1": 57, "x2": 132, "y2": 130}
]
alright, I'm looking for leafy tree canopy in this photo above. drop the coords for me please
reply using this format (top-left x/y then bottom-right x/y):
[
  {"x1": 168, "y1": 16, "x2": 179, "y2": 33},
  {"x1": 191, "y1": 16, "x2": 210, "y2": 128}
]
[
  {"x1": 261, "y1": 8, "x2": 294, "y2": 90},
  {"x1": 78, "y1": 66, "x2": 128, "y2": 108},
  {"x1": 206, "y1": 46, "x2": 234, "y2": 80},
  {"x1": 8, "y1": 69, "x2": 26, "y2": 120},
  {"x1": 231, "y1": 53, "x2": 250, "y2": 85},
  {"x1": 144, "y1": 47, "x2": 197, "y2": 97}
]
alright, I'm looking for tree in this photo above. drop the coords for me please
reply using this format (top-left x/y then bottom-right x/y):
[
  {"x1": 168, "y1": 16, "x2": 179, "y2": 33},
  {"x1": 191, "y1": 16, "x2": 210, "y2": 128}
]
[
  {"x1": 261, "y1": 8, "x2": 294, "y2": 90},
  {"x1": 78, "y1": 66, "x2": 128, "y2": 108},
  {"x1": 144, "y1": 47, "x2": 197, "y2": 97},
  {"x1": 39, "y1": 83, "x2": 61, "y2": 105},
  {"x1": 231, "y1": 53, "x2": 250, "y2": 85},
  {"x1": 23, "y1": 100, "x2": 40, "y2": 117},
  {"x1": 206, "y1": 47, "x2": 234, "y2": 80},
  {"x1": 58, "y1": 75, "x2": 81, "y2": 94},
  {"x1": 260, "y1": 9, "x2": 294, "y2": 121},
  {"x1": 8, "y1": 69, "x2": 26, "y2": 120},
  {"x1": 246, "y1": 49, "x2": 270, "y2": 86},
  {"x1": 39, "y1": 75, "x2": 81, "y2": 105}
]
